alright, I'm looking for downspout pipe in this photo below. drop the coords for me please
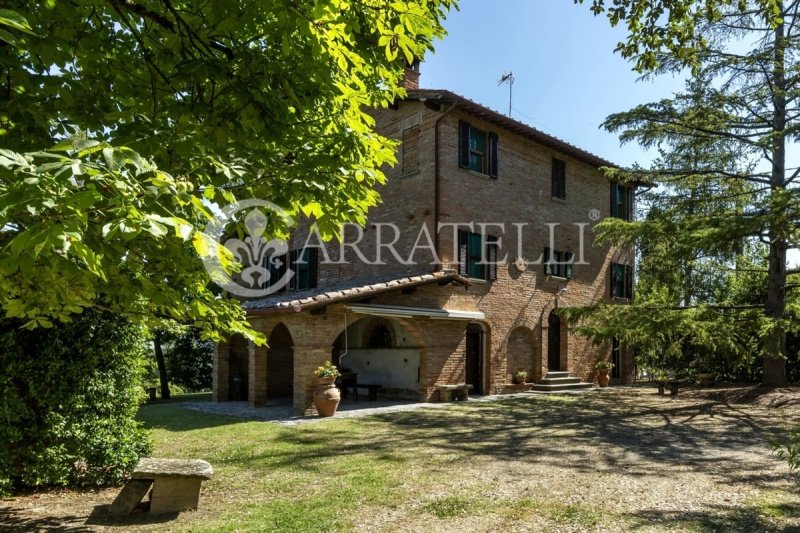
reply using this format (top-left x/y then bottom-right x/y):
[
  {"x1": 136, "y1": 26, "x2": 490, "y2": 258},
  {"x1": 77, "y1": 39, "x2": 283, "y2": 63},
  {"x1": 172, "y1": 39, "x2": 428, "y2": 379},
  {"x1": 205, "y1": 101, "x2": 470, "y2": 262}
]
[{"x1": 433, "y1": 100, "x2": 458, "y2": 272}]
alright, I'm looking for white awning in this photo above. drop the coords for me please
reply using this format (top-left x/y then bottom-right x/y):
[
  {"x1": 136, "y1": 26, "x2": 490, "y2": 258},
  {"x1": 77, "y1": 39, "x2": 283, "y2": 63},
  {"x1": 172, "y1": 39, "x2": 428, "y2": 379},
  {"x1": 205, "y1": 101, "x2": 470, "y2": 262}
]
[{"x1": 345, "y1": 303, "x2": 485, "y2": 321}]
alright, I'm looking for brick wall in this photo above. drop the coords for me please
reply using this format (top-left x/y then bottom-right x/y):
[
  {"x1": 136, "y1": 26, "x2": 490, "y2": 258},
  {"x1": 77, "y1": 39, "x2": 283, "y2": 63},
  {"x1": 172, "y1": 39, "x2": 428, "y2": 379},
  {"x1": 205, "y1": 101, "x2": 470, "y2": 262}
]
[{"x1": 214, "y1": 95, "x2": 636, "y2": 413}]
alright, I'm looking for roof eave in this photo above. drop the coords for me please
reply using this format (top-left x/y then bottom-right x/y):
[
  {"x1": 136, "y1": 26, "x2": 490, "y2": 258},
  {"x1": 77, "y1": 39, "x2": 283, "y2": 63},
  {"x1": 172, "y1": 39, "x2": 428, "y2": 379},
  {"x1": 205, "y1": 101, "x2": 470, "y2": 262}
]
[{"x1": 245, "y1": 272, "x2": 470, "y2": 317}]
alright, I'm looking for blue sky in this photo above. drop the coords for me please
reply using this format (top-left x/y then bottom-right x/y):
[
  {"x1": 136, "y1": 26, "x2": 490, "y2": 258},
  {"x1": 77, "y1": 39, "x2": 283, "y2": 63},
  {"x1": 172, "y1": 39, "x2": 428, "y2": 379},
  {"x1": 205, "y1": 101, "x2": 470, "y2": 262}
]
[{"x1": 421, "y1": 0, "x2": 687, "y2": 167}]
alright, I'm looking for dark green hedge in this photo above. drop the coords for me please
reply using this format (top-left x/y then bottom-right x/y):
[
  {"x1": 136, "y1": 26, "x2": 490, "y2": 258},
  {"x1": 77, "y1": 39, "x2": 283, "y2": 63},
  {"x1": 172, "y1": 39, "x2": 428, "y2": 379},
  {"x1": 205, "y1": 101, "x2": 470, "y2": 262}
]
[
  {"x1": 0, "y1": 311, "x2": 152, "y2": 495},
  {"x1": 165, "y1": 328, "x2": 213, "y2": 392}
]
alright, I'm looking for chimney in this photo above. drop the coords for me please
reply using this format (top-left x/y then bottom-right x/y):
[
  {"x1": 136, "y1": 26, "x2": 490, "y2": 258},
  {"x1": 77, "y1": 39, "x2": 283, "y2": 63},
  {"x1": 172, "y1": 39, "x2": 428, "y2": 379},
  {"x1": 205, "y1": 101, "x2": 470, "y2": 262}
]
[{"x1": 401, "y1": 59, "x2": 421, "y2": 90}]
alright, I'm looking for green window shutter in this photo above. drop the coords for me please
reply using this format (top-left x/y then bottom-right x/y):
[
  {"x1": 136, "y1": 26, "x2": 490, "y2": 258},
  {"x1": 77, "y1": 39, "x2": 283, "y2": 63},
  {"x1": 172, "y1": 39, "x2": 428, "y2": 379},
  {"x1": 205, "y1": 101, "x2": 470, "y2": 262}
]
[
  {"x1": 458, "y1": 121, "x2": 470, "y2": 168},
  {"x1": 544, "y1": 247, "x2": 553, "y2": 276},
  {"x1": 288, "y1": 250, "x2": 298, "y2": 290},
  {"x1": 467, "y1": 232, "x2": 485, "y2": 279},
  {"x1": 610, "y1": 182, "x2": 618, "y2": 218},
  {"x1": 626, "y1": 186, "x2": 635, "y2": 221},
  {"x1": 565, "y1": 252, "x2": 574, "y2": 279},
  {"x1": 610, "y1": 262, "x2": 617, "y2": 297},
  {"x1": 625, "y1": 264, "x2": 633, "y2": 299},
  {"x1": 488, "y1": 132, "x2": 499, "y2": 178}
]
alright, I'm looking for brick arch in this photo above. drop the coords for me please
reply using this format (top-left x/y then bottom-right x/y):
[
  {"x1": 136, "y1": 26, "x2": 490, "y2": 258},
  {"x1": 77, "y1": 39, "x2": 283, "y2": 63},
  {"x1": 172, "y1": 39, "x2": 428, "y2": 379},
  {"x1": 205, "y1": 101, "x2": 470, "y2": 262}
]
[
  {"x1": 329, "y1": 313, "x2": 434, "y2": 401},
  {"x1": 228, "y1": 333, "x2": 249, "y2": 401},
  {"x1": 361, "y1": 317, "x2": 397, "y2": 348},
  {"x1": 507, "y1": 326, "x2": 535, "y2": 382},
  {"x1": 539, "y1": 295, "x2": 569, "y2": 373},
  {"x1": 251, "y1": 316, "x2": 304, "y2": 347}
]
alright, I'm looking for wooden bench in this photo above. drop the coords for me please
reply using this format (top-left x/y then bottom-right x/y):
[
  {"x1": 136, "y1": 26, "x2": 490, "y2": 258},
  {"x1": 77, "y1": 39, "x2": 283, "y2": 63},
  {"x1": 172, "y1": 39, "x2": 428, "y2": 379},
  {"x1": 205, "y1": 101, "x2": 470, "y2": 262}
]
[
  {"x1": 354, "y1": 383, "x2": 382, "y2": 401},
  {"x1": 437, "y1": 384, "x2": 473, "y2": 402},
  {"x1": 110, "y1": 458, "x2": 213, "y2": 516}
]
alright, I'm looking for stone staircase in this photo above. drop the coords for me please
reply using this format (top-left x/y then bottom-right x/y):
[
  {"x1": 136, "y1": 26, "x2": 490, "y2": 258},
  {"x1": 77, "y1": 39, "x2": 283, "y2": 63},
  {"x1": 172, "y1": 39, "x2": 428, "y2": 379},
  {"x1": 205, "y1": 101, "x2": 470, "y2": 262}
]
[{"x1": 530, "y1": 371, "x2": 593, "y2": 392}]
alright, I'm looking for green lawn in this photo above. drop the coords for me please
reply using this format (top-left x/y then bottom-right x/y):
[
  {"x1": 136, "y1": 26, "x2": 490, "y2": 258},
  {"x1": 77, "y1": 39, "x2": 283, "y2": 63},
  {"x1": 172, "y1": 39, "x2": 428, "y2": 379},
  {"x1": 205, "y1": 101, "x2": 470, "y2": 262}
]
[{"x1": 130, "y1": 390, "x2": 800, "y2": 532}]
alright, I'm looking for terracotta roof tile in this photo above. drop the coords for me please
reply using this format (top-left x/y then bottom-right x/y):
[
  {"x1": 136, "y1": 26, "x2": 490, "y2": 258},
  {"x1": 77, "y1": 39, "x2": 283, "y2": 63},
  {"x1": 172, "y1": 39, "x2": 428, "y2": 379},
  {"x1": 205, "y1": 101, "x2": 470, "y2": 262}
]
[{"x1": 246, "y1": 271, "x2": 469, "y2": 316}]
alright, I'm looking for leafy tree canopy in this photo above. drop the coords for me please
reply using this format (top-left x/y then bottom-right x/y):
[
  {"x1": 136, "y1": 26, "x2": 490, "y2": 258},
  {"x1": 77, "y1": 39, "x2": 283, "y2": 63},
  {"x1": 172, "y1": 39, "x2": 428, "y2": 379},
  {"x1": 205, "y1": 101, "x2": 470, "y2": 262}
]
[
  {"x1": 0, "y1": 1, "x2": 455, "y2": 341},
  {"x1": 567, "y1": 1, "x2": 800, "y2": 385},
  {"x1": 575, "y1": 0, "x2": 781, "y2": 71}
]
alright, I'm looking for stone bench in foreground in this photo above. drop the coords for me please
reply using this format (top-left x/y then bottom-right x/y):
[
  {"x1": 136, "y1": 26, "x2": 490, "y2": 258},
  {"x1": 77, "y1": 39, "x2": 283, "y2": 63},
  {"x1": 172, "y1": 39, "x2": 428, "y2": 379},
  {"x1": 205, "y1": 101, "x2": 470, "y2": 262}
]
[{"x1": 110, "y1": 458, "x2": 213, "y2": 516}]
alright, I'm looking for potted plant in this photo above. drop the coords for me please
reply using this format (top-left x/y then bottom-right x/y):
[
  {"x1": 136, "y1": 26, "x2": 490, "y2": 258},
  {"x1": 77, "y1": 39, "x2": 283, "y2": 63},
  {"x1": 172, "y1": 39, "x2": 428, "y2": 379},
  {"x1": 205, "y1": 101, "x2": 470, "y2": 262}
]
[
  {"x1": 595, "y1": 360, "x2": 614, "y2": 387},
  {"x1": 312, "y1": 361, "x2": 342, "y2": 417},
  {"x1": 513, "y1": 370, "x2": 528, "y2": 384}
]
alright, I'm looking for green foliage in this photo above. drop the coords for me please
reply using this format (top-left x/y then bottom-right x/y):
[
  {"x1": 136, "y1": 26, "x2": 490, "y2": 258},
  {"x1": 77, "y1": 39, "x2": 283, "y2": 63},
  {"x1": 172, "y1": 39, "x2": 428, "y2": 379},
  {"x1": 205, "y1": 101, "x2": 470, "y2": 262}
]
[
  {"x1": 164, "y1": 328, "x2": 213, "y2": 392},
  {"x1": 566, "y1": 2, "x2": 800, "y2": 386},
  {"x1": 0, "y1": 310, "x2": 152, "y2": 495},
  {"x1": 0, "y1": 1, "x2": 456, "y2": 340},
  {"x1": 576, "y1": 0, "x2": 781, "y2": 72},
  {"x1": 314, "y1": 360, "x2": 341, "y2": 378},
  {"x1": 772, "y1": 426, "x2": 800, "y2": 475}
]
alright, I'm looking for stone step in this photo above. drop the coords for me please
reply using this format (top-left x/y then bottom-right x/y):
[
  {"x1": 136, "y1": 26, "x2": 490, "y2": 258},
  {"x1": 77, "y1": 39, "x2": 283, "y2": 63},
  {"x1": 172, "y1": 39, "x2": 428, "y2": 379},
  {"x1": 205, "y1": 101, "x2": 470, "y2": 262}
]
[
  {"x1": 537, "y1": 377, "x2": 582, "y2": 385},
  {"x1": 544, "y1": 371, "x2": 571, "y2": 379},
  {"x1": 530, "y1": 382, "x2": 594, "y2": 392}
]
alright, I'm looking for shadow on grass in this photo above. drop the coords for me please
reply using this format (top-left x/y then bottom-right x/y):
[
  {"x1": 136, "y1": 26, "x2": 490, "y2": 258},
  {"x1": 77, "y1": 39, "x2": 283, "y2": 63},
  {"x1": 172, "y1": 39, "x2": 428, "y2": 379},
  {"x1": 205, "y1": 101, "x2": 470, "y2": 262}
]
[
  {"x1": 144, "y1": 392, "x2": 212, "y2": 405},
  {"x1": 138, "y1": 400, "x2": 247, "y2": 433},
  {"x1": 625, "y1": 504, "x2": 799, "y2": 532},
  {"x1": 84, "y1": 504, "x2": 180, "y2": 529},
  {"x1": 235, "y1": 392, "x2": 797, "y2": 488},
  {"x1": 0, "y1": 505, "x2": 93, "y2": 532}
]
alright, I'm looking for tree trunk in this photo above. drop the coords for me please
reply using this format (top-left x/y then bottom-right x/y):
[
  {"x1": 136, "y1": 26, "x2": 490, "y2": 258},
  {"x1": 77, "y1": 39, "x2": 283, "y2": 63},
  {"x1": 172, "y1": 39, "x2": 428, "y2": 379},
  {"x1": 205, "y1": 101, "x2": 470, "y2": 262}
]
[
  {"x1": 154, "y1": 330, "x2": 171, "y2": 400},
  {"x1": 764, "y1": 10, "x2": 788, "y2": 386}
]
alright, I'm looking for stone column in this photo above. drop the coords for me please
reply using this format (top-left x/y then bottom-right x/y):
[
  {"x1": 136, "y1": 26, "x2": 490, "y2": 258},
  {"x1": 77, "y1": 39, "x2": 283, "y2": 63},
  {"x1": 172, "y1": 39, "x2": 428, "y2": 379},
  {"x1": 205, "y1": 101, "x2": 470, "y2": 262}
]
[
  {"x1": 212, "y1": 342, "x2": 230, "y2": 402},
  {"x1": 249, "y1": 341, "x2": 267, "y2": 407}
]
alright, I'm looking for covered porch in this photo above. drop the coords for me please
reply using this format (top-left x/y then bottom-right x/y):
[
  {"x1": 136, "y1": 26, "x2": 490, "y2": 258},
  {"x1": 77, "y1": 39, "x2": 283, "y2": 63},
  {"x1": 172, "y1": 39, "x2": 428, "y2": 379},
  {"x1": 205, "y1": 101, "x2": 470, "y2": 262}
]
[{"x1": 212, "y1": 272, "x2": 491, "y2": 415}]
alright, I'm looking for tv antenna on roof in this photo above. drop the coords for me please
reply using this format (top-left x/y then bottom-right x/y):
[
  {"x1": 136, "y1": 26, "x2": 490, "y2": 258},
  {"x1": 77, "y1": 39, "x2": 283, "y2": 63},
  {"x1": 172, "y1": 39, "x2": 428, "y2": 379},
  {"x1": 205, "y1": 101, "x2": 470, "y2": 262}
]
[{"x1": 498, "y1": 71, "x2": 515, "y2": 117}]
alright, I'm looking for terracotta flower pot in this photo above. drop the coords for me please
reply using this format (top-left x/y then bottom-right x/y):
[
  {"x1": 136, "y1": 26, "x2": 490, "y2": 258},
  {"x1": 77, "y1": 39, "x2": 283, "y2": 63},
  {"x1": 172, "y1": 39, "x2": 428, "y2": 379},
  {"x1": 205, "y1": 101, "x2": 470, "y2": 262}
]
[
  {"x1": 313, "y1": 376, "x2": 341, "y2": 417},
  {"x1": 597, "y1": 369, "x2": 611, "y2": 387},
  {"x1": 513, "y1": 375, "x2": 527, "y2": 384}
]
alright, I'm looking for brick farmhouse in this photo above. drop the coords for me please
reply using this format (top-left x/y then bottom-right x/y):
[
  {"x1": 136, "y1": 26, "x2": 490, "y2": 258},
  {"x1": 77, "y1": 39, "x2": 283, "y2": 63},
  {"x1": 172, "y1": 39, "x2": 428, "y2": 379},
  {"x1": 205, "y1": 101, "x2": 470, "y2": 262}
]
[{"x1": 212, "y1": 65, "x2": 635, "y2": 415}]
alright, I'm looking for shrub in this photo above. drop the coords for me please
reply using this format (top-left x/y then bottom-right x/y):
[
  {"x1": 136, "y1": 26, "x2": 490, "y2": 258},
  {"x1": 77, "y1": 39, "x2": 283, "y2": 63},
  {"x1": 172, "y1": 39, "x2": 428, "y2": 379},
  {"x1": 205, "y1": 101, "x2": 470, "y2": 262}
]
[
  {"x1": 164, "y1": 328, "x2": 213, "y2": 392},
  {"x1": 772, "y1": 426, "x2": 800, "y2": 475},
  {"x1": 0, "y1": 310, "x2": 152, "y2": 495}
]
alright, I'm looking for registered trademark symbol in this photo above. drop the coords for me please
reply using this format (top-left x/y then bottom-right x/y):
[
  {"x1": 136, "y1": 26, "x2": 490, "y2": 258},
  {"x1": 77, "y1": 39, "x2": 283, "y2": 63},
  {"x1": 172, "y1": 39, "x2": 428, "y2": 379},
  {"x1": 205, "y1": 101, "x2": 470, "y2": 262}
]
[{"x1": 589, "y1": 208, "x2": 601, "y2": 221}]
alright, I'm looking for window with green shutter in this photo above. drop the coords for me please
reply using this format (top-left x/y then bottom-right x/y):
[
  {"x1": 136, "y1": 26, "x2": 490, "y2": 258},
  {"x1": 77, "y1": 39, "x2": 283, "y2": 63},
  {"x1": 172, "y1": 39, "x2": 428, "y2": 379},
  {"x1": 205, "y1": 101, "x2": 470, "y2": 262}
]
[
  {"x1": 610, "y1": 182, "x2": 634, "y2": 220},
  {"x1": 458, "y1": 230, "x2": 498, "y2": 281},
  {"x1": 544, "y1": 247, "x2": 573, "y2": 279},
  {"x1": 290, "y1": 248, "x2": 318, "y2": 291},
  {"x1": 610, "y1": 262, "x2": 633, "y2": 299},
  {"x1": 459, "y1": 120, "x2": 498, "y2": 178}
]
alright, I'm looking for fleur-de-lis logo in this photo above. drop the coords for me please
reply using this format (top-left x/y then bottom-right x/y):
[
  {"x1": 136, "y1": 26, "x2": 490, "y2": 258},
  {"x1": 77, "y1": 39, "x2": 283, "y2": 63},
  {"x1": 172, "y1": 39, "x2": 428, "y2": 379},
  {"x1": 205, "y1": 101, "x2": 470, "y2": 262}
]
[{"x1": 202, "y1": 199, "x2": 295, "y2": 298}]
